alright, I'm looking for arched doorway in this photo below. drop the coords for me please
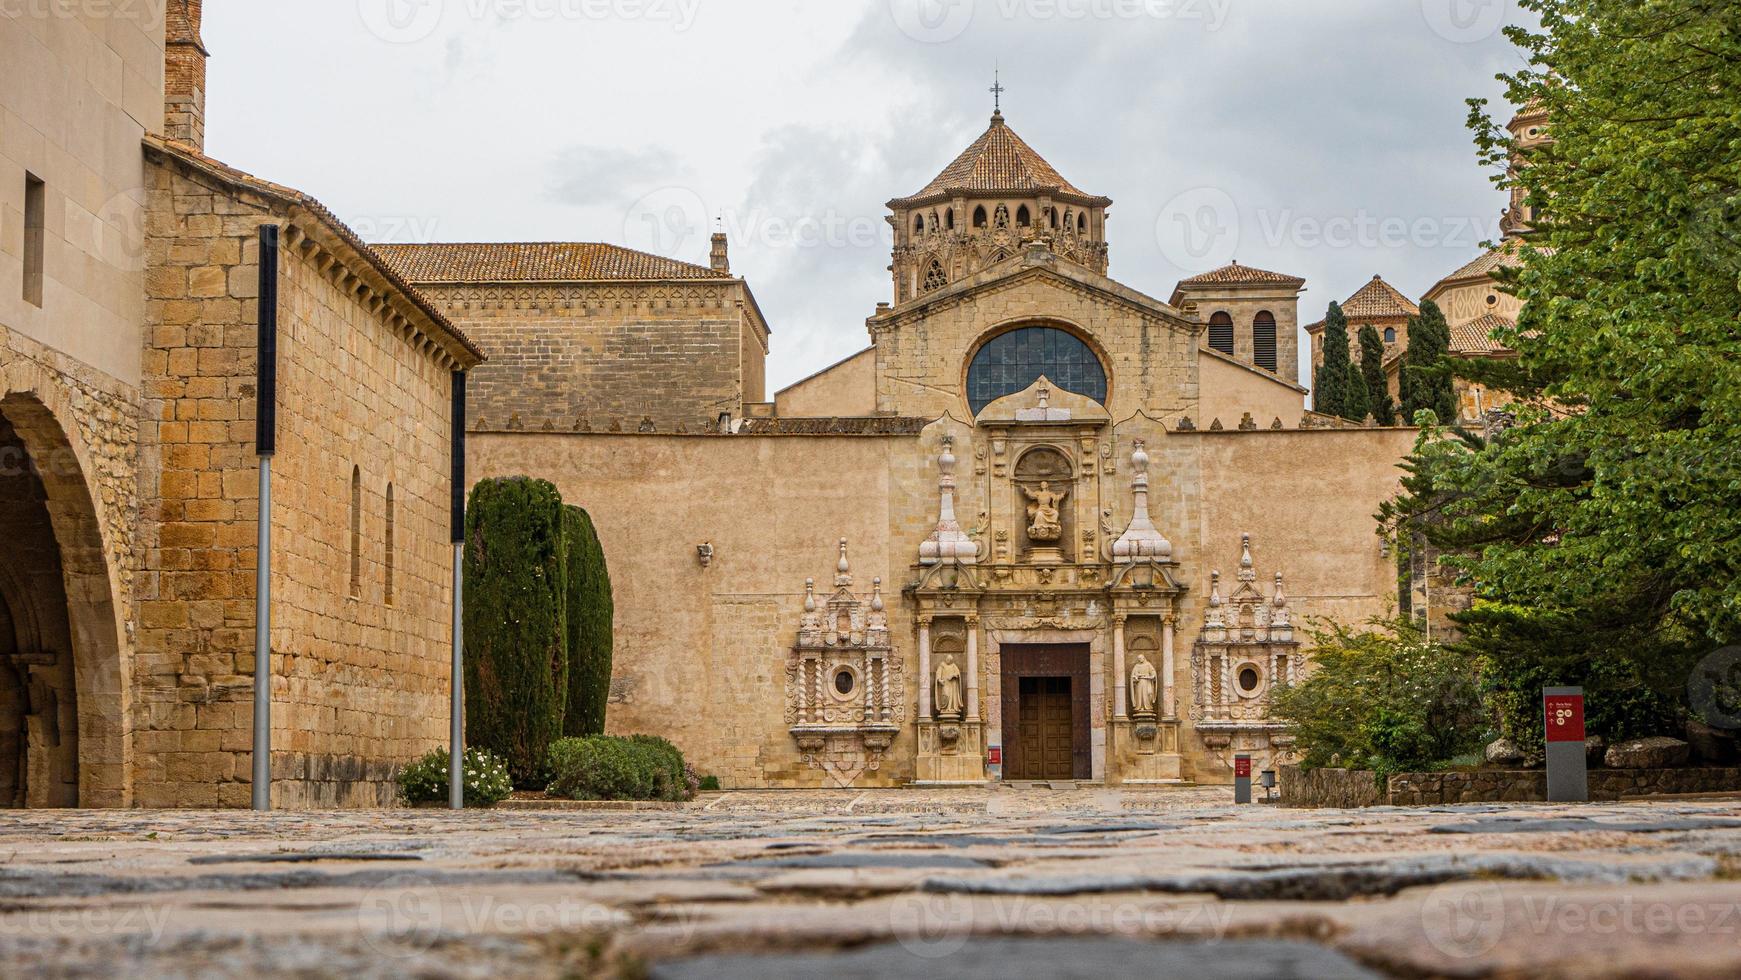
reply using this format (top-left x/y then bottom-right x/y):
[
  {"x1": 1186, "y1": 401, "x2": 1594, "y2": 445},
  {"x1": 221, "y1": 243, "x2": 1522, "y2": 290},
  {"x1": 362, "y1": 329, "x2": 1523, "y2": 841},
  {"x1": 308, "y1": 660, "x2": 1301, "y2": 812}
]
[{"x1": 0, "y1": 389, "x2": 127, "y2": 807}]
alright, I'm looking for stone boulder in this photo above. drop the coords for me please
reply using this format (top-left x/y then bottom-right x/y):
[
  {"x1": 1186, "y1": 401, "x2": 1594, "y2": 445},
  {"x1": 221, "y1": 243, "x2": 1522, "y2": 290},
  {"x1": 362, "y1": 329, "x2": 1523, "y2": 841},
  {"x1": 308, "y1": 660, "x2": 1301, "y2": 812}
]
[
  {"x1": 1584, "y1": 735, "x2": 1606, "y2": 767},
  {"x1": 1604, "y1": 737, "x2": 1690, "y2": 769},
  {"x1": 1685, "y1": 720, "x2": 1741, "y2": 765},
  {"x1": 1485, "y1": 738, "x2": 1526, "y2": 766}
]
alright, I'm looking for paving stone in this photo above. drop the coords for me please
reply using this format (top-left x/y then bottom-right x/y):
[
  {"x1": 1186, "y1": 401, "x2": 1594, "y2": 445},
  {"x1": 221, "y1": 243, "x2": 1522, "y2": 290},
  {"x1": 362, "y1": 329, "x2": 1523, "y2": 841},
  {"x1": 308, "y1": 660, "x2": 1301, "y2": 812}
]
[
  {"x1": 1429, "y1": 816, "x2": 1741, "y2": 835},
  {"x1": 648, "y1": 936, "x2": 1383, "y2": 980}
]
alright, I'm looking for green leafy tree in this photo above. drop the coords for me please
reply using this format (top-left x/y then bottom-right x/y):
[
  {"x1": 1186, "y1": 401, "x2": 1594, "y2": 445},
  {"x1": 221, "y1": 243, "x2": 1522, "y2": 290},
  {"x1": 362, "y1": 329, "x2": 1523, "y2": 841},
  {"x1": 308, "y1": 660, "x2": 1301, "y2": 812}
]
[
  {"x1": 1399, "y1": 300, "x2": 1457, "y2": 424},
  {"x1": 1358, "y1": 324, "x2": 1395, "y2": 425},
  {"x1": 464, "y1": 477, "x2": 568, "y2": 786},
  {"x1": 1382, "y1": 0, "x2": 1741, "y2": 743},
  {"x1": 1271, "y1": 619, "x2": 1486, "y2": 777},
  {"x1": 1343, "y1": 360, "x2": 1373, "y2": 424},
  {"x1": 562, "y1": 505, "x2": 614, "y2": 738},
  {"x1": 1313, "y1": 301, "x2": 1353, "y2": 419}
]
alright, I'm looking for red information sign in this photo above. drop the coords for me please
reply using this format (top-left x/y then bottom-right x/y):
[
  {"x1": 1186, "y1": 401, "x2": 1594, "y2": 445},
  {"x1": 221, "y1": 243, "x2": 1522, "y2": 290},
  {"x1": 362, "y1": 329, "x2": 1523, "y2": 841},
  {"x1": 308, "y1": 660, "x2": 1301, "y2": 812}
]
[
  {"x1": 1544, "y1": 694, "x2": 1586, "y2": 743},
  {"x1": 1234, "y1": 756, "x2": 1252, "y2": 778},
  {"x1": 988, "y1": 746, "x2": 1002, "y2": 766}
]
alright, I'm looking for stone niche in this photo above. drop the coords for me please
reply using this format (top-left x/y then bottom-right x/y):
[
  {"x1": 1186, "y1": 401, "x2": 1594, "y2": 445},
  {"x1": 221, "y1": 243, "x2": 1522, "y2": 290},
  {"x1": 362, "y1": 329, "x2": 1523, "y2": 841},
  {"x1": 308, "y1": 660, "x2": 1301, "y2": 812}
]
[{"x1": 786, "y1": 540, "x2": 902, "y2": 787}]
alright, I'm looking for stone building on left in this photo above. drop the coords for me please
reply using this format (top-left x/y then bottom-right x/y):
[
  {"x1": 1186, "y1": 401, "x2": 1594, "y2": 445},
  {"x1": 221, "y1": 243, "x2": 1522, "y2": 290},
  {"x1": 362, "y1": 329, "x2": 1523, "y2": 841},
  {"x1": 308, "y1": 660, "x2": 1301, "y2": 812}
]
[{"x1": 1, "y1": 2, "x2": 482, "y2": 807}]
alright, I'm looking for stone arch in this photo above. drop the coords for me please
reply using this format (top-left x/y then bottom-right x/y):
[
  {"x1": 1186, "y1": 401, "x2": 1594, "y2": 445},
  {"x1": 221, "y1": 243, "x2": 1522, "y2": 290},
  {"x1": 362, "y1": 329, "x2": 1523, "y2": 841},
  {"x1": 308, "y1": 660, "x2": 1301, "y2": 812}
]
[{"x1": 0, "y1": 378, "x2": 129, "y2": 807}]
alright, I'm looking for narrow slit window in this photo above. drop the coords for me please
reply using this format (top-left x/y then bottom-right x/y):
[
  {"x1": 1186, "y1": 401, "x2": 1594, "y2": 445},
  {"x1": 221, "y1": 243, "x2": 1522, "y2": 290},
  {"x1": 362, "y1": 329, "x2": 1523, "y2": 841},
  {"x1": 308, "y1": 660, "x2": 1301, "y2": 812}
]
[
  {"x1": 384, "y1": 483, "x2": 396, "y2": 606},
  {"x1": 23, "y1": 173, "x2": 45, "y2": 307},
  {"x1": 349, "y1": 466, "x2": 362, "y2": 599}
]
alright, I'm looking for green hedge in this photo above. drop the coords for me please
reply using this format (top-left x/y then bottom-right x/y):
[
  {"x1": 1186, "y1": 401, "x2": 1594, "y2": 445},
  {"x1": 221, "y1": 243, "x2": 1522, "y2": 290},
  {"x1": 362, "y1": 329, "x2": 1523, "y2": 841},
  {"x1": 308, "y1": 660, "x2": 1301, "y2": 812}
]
[
  {"x1": 562, "y1": 506, "x2": 614, "y2": 738},
  {"x1": 546, "y1": 735, "x2": 694, "y2": 802},
  {"x1": 464, "y1": 477, "x2": 568, "y2": 787}
]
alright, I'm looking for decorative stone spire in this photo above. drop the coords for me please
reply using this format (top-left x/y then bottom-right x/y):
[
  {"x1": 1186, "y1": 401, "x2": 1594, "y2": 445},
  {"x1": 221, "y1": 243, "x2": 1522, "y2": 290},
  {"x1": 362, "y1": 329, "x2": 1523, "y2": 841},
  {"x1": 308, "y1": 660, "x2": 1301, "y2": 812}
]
[
  {"x1": 1238, "y1": 533, "x2": 1257, "y2": 584},
  {"x1": 710, "y1": 223, "x2": 730, "y2": 273},
  {"x1": 919, "y1": 436, "x2": 978, "y2": 565},
  {"x1": 835, "y1": 538, "x2": 852, "y2": 587},
  {"x1": 1271, "y1": 572, "x2": 1292, "y2": 632},
  {"x1": 1205, "y1": 571, "x2": 1227, "y2": 633},
  {"x1": 799, "y1": 578, "x2": 822, "y2": 639},
  {"x1": 1112, "y1": 439, "x2": 1173, "y2": 561},
  {"x1": 868, "y1": 578, "x2": 888, "y2": 636}
]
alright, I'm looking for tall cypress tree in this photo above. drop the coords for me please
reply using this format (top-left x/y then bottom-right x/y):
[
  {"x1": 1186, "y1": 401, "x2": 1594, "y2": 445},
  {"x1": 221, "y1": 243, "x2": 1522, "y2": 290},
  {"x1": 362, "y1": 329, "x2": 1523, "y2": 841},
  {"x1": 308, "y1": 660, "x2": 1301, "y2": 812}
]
[
  {"x1": 1358, "y1": 324, "x2": 1394, "y2": 424},
  {"x1": 1313, "y1": 301, "x2": 1353, "y2": 418},
  {"x1": 464, "y1": 477, "x2": 568, "y2": 787},
  {"x1": 1343, "y1": 358, "x2": 1372, "y2": 424},
  {"x1": 562, "y1": 505, "x2": 614, "y2": 738},
  {"x1": 1400, "y1": 300, "x2": 1458, "y2": 424}
]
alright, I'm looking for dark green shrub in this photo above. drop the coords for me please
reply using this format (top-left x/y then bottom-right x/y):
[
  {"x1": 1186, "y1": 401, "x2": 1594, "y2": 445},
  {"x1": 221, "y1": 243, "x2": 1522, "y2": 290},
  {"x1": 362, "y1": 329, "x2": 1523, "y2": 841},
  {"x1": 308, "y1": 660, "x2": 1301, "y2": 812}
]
[
  {"x1": 1272, "y1": 618, "x2": 1486, "y2": 778},
  {"x1": 396, "y1": 747, "x2": 513, "y2": 807},
  {"x1": 464, "y1": 477, "x2": 568, "y2": 787},
  {"x1": 698, "y1": 775, "x2": 721, "y2": 792},
  {"x1": 546, "y1": 735, "x2": 695, "y2": 802},
  {"x1": 562, "y1": 506, "x2": 614, "y2": 738}
]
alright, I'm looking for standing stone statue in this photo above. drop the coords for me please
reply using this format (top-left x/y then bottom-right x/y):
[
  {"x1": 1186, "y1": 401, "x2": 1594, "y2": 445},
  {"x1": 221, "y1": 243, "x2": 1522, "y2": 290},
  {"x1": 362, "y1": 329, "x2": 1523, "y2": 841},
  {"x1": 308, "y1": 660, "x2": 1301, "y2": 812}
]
[
  {"x1": 1023, "y1": 481, "x2": 1069, "y2": 541},
  {"x1": 934, "y1": 654, "x2": 963, "y2": 719},
  {"x1": 1130, "y1": 654, "x2": 1158, "y2": 718}
]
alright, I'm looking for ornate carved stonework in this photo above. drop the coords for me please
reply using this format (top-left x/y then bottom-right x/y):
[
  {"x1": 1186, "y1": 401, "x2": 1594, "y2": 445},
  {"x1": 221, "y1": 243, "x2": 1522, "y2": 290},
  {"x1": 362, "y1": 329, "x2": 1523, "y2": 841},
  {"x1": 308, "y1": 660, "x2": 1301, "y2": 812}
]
[
  {"x1": 1192, "y1": 534, "x2": 1300, "y2": 775},
  {"x1": 788, "y1": 540, "x2": 902, "y2": 786}
]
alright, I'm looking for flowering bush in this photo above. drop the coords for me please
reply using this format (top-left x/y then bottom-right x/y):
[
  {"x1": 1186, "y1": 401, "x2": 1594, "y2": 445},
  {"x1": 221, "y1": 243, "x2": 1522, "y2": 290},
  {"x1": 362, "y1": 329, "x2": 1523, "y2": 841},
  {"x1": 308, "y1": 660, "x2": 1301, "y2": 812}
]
[{"x1": 397, "y1": 747, "x2": 513, "y2": 807}]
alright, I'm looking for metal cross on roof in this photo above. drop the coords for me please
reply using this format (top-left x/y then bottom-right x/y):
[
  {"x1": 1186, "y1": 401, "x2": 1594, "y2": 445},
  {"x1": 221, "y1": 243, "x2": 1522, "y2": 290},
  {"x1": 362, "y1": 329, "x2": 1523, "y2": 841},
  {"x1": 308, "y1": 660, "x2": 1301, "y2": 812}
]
[{"x1": 990, "y1": 69, "x2": 1005, "y2": 113}]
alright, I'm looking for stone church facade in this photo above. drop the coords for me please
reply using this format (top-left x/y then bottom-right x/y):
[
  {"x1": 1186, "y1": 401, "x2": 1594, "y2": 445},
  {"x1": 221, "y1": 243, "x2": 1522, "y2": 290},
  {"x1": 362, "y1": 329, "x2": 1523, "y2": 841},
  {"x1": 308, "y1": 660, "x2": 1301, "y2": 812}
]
[{"x1": 447, "y1": 111, "x2": 1417, "y2": 788}]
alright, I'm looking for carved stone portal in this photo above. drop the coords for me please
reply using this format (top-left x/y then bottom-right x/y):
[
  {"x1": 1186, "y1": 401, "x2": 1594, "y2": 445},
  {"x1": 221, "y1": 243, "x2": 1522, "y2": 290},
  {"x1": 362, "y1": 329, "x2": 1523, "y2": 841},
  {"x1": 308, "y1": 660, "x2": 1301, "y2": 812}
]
[{"x1": 787, "y1": 540, "x2": 902, "y2": 786}]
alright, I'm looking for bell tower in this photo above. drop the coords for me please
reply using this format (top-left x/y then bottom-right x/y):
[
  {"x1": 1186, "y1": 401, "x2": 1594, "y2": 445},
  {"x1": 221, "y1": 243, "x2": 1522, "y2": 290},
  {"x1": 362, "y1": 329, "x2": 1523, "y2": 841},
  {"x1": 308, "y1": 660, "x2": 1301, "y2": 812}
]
[{"x1": 886, "y1": 90, "x2": 1111, "y2": 306}]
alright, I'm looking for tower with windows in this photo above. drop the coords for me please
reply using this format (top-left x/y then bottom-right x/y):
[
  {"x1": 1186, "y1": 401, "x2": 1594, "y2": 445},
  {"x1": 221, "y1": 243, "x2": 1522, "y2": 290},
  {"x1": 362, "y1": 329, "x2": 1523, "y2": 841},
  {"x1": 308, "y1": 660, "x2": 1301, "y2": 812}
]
[{"x1": 886, "y1": 110, "x2": 1111, "y2": 305}]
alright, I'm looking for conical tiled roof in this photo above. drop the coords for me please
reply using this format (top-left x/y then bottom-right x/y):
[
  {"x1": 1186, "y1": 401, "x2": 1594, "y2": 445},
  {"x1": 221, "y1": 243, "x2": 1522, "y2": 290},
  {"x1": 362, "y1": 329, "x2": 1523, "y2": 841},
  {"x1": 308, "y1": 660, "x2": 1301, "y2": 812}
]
[
  {"x1": 890, "y1": 112, "x2": 1108, "y2": 208},
  {"x1": 1341, "y1": 275, "x2": 1420, "y2": 320}
]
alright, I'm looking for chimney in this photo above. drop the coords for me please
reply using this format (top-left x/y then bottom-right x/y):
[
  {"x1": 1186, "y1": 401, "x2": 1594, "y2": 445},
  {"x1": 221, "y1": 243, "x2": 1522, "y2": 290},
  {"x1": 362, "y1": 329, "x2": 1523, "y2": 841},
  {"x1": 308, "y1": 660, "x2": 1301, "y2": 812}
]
[
  {"x1": 710, "y1": 230, "x2": 730, "y2": 274},
  {"x1": 164, "y1": 0, "x2": 209, "y2": 149}
]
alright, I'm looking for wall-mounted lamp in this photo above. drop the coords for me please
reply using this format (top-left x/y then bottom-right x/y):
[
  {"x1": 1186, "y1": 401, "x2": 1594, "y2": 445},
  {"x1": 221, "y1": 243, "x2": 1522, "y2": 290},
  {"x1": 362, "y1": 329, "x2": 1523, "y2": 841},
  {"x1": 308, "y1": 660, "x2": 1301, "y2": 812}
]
[{"x1": 697, "y1": 543, "x2": 715, "y2": 568}]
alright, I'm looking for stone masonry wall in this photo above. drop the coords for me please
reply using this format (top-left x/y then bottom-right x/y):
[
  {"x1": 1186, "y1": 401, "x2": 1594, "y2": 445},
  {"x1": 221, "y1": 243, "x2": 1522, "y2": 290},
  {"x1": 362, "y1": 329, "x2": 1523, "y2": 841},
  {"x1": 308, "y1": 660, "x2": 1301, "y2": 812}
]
[
  {"x1": 420, "y1": 282, "x2": 753, "y2": 432},
  {"x1": 1283, "y1": 765, "x2": 1741, "y2": 807},
  {"x1": 137, "y1": 151, "x2": 461, "y2": 807}
]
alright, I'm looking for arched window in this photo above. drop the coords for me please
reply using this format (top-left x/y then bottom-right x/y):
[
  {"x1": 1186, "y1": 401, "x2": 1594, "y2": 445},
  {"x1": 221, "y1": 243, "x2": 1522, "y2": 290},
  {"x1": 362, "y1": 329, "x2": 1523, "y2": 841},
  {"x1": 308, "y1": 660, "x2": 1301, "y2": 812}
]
[
  {"x1": 384, "y1": 482, "x2": 396, "y2": 606},
  {"x1": 1077, "y1": 212, "x2": 1087, "y2": 234},
  {"x1": 945, "y1": 208, "x2": 955, "y2": 230},
  {"x1": 1047, "y1": 207, "x2": 1058, "y2": 230},
  {"x1": 1383, "y1": 327, "x2": 1397, "y2": 344},
  {"x1": 349, "y1": 465, "x2": 362, "y2": 599},
  {"x1": 973, "y1": 205, "x2": 988, "y2": 228},
  {"x1": 922, "y1": 258, "x2": 947, "y2": 293},
  {"x1": 1016, "y1": 205, "x2": 1031, "y2": 227},
  {"x1": 966, "y1": 326, "x2": 1108, "y2": 414},
  {"x1": 913, "y1": 214, "x2": 924, "y2": 235},
  {"x1": 1253, "y1": 311, "x2": 1278, "y2": 372},
  {"x1": 1208, "y1": 312, "x2": 1235, "y2": 355}
]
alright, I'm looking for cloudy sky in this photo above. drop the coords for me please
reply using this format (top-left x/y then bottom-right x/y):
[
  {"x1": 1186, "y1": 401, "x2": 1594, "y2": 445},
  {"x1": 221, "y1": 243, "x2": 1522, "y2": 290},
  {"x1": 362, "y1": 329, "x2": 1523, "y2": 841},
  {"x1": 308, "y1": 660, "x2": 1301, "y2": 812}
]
[{"x1": 204, "y1": 0, "x2": 1529, "y2": 391}]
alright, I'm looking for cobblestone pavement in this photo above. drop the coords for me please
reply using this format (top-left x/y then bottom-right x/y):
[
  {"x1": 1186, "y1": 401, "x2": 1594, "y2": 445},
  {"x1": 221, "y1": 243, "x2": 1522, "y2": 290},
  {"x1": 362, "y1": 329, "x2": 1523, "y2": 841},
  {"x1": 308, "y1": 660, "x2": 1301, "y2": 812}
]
[{"x1": 4, "y1": 788, "x2": 1741, "y2": 977}]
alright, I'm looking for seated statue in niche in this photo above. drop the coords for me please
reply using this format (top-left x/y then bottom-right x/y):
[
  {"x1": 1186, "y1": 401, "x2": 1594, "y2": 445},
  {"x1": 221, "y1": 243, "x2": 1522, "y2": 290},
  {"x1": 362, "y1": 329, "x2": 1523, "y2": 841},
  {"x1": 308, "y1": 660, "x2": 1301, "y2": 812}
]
[
  {"x1": 1129, "y1": 653, "x2": 1158, "y2": 719},
  {"x1": 934, "y1": 654, "x2": 963, "y2": 720},
  {"x1": 1023, "y1": 481, "x2": 1069, "y2": 542}
]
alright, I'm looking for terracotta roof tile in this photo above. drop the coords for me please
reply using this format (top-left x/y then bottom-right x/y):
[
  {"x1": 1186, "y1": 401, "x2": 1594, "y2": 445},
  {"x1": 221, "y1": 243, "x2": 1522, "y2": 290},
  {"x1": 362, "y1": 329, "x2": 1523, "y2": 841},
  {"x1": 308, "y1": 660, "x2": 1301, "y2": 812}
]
[
  {"x1": 1430, "y1": 242, "x2": 1525, "y2": 294},
  {"x1": 1177, "y1": 261, "x2": 1305, "y2": 288},
  {"x1": 373, "y1": 242, "x2": 731, "y2": 283},
  {"x1": 891, "y1": 113, "x2": 1107, "y2": 207},
  {"x1": 1341, "y1": 275, "x2": 1420, "y2": 320},
  {"x1": 1450, "y1": 313, "x2": 1517, "y2": 355}
]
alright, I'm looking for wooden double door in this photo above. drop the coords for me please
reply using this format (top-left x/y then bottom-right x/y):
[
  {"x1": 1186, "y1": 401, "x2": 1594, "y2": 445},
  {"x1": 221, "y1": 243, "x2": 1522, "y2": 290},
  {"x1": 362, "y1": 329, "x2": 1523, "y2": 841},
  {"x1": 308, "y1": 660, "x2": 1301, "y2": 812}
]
[{"x1": 1001, "y1": 644, "x2": 1091, "y2": 780}]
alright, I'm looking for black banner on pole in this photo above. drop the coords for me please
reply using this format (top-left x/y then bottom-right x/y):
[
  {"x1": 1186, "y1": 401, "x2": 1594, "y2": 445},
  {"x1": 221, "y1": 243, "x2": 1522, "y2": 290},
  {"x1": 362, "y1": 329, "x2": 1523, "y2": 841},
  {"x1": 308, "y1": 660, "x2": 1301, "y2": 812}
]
[
  {"x1": 451, "y1": 371, "x2": 467, "y2": 543},
  {"x1": 255, "y1": 225, "x2": 279, "y2": 456}
]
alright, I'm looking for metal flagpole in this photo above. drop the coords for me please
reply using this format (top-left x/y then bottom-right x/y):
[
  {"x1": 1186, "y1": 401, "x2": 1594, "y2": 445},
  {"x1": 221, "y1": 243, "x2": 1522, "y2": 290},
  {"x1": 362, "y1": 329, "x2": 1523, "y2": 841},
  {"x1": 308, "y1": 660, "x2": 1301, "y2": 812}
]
[
  {"x1": 251, "y1": 224, "x2": 280, "y2": 811},
  {"x1": 449, "y1": 371, "x2": 467, "y2": 809}
]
